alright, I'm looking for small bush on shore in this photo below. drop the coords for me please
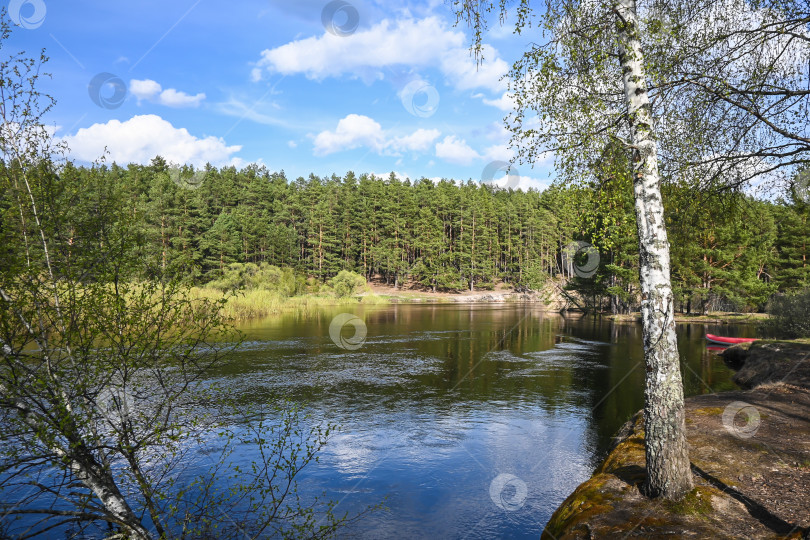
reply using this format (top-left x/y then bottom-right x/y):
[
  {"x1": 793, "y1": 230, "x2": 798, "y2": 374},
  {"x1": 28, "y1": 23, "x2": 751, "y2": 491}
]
[
  {"x1": 207, "y1": 263, "x2": 305, "y2": 296},
  {"x1": 198, "y1": 266, "x2": 379, "y2": 319},
  {"x1": 328, "y1": 270, "x2": 368, "y2": 297},
  {"x1": 760, "y1": 289, "x2": 810, "y2": 339}
]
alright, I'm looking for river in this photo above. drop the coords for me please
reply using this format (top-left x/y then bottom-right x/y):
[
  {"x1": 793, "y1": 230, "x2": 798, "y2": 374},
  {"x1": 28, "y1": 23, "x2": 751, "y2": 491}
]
[{"x1": 209, "y1": 303, "x2": 748, "y2": 538}]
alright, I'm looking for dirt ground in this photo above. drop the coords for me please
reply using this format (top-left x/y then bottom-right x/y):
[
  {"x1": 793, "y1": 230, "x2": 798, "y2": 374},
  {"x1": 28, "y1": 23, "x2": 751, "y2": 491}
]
[
  {"x1": 367, "y1": 280, "x2": 511, "y2": 297},
  {"x1": 364, "y1": 280, "x2": 572, "y2": 307}
]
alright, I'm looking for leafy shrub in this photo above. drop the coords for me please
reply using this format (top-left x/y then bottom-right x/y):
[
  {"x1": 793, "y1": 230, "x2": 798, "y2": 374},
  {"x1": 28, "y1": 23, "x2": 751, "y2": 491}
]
[
  {"x1": 760, "y1": 289, "x2": 810, "y2": 339},
  {"x1": 207, "y1": 263, "x2": 304, "y2": 296},
  {"x1": 305, "y1": 276, "x2": 321, "y2": 294},
  {"x1": 328, "y1": 270, "x2": 367, "y2": 297}
]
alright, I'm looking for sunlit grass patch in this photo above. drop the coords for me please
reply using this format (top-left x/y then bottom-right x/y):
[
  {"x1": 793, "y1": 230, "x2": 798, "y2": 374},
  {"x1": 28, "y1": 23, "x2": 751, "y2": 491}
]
[{"x1": 189, "y1": 287, "x2": 388, "y2": 320}]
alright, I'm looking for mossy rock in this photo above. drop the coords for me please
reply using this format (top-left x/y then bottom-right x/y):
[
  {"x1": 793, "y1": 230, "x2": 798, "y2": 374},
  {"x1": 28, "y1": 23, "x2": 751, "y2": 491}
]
[
  {"x1": 663, "y1": 486, "x2": 714, "y2": 517},
  {"x1": 543, "y1": 385, "x2": 810, "y2": 539},
  {"x1": 692, "y1": 406, "x2": 725, "y2": 416},
  {"x1": 542, "y1": 475, "x2": 615, "y2": 539}
]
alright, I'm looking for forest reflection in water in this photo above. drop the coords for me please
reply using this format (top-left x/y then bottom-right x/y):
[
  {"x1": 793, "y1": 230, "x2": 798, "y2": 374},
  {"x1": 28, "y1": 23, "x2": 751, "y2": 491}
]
[{"x1": 208, "y1": 304, "x2": 744, "y2": 538}]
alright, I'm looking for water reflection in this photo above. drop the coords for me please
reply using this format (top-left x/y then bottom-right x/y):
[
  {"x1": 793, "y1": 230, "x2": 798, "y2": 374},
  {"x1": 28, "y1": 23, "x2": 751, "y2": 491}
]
[{"x1": 208, "y1": 305, "x2": 743, "y2": 538}]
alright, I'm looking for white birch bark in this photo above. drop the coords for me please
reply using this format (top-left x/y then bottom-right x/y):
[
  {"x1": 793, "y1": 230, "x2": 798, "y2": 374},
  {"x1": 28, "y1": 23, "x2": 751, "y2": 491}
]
[{"x1": 614, "y1": 0, "x2": 694, "y2": 499}]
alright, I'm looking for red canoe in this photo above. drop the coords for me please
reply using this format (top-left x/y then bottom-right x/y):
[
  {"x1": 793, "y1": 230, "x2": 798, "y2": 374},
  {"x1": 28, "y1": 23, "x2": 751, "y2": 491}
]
[{"x1": 705, "y1": 333, "x2": 758, "y2": 346}]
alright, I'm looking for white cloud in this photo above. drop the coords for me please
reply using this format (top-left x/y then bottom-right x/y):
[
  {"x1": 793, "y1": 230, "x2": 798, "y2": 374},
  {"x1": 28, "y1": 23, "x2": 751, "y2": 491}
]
[
  {"x1": 130, "y1": 79, "x2": 161, "y2": 101},
  {"x1": 482, "y1": 143, "x2": 514, "y2": 162},
  {"x1": 435, "y1": 135, "x2": 481, "y2": 165},
  {"x1": 484, "y1": 121, "x2": 513, "y2": 142},
  {"x1": 254, "y1": 16, "x2": 508, "y2": 93},
  {"x1": 61, "y1": 114, "x2": 242, "y2": 168},
  {"x1": 439, "y1": 45, "x2": 508, "y2": 92},
  {"x1": 403, "y1": 167, "x2": 549, "y2": 192},
  {"x1": 1, "y1": 122, "x2": 58, "y2": 157},
  {"x1": 129, "y1": 79, "x2": 206, "y2": 108},
  {"x1": 158, "y1": 88, "x2": 206, "y2": 108},
  {"x1": 482, "y1": 91, "x2": 517, "y2": 111},
  {"x1": 312, "y1": 114, "x2": 440, "y2": 156},
  {"x1": 215, "y1": 96, "x2": 292, "y2": 128},
  {"x1": 313, "y1": 114, "x2": 383, "y2": 155},
  {"x1": 393, "y1": 128, "x2": 441, "y2": 152},
  {"x1": 429, "y1": 134, "x2": 551, "y2": 187},
  {"x1": 256, "y1": 18, "x2": 456, "y2": 80}
]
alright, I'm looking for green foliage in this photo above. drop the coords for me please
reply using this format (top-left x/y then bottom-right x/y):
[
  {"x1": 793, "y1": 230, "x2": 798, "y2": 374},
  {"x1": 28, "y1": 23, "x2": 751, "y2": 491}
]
[
  {"x1": 207, "y1": 262, "x2": 305, "y2": 296},
  {"x1": 328, "y1": 270, "x2": 367, "y2": 297},
  {"x1": 12, "y1": 164, "x2": 570, "y2": 293},
  {"x1": 0, "y1": 19, "x2": 353, "y2": 538},
  {"x1": 772, "y1": 182, "x2": 810, "y2": 291},
  {"x1": 450, "y1": 0, "x2": 810, "y2": 318},
  {"x1": 4, "y1": 157, "x2": 807, "y2": 311},
  {"x1": 666, "y1": 189, "x2": 778, "y2": 313},
  {"x1": 0, "y1": 159, "x2": 347, "y2": 537},
  {"x1": 455, "y1": 0, "x2": 810, "y2": 193},
  {"x1": 760, "y1": 289, "x2": 810, "y2": 339},
  {"x1": 514, "y1": 259, "x2": 547, "y2": 290}
]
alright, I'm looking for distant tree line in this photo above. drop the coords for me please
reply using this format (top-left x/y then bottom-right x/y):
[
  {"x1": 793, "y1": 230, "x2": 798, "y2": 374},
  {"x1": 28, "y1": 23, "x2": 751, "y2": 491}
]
[{"x1": 4, "y1": 157, "x2": 808, "y2": 312}]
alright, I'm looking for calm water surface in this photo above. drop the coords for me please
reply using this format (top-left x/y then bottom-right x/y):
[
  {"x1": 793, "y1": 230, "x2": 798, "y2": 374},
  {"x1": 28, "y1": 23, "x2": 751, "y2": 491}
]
[{"x1": 211, "y1": 304, "x2": 748, "y2": 539}]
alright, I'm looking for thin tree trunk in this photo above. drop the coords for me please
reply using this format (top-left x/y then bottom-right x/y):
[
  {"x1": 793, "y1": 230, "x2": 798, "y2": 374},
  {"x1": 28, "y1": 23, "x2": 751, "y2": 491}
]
[
  {"x1": 614, "y1": 0, "x2": 693, "y2": 500},
  {"x1": 0, "y1": 382, "x2": 151, "y2": 539}
]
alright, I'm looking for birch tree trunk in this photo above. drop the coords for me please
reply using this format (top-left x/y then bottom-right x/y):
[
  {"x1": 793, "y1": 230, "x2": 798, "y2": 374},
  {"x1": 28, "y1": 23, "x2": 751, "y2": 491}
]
[
  {"x1": 614, "y1": 0, "x2": 694, "y2": 500},
  {"x1": 0, "y1": 380, "x2": 153, "y2": 539}
]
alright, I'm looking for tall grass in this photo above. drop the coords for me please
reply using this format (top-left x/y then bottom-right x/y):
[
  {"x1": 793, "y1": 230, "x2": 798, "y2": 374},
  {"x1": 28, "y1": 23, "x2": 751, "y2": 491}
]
[{"x1": 189, "y1": 287, "x2": 389, "y2": 320}]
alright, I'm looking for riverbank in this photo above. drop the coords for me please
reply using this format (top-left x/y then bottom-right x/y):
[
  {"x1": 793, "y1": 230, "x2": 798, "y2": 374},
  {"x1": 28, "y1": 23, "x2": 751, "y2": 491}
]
[
  {"x1": 542, "y1": 340, "x2": 810, "y2": 539},
  {"x1": 365, "y1": 286, "x2": 549, "y2": 304},
  {"x1": 608, "y1": 312, "x2": 769, "y2": 324},
  {"x1": 193, "y1": 283, "x2": 567, "y2": 320},
  {"x1": 189, "y1": 287, "x2": 389, "y2": 320},
  {"x1": 195, "y1": 283, "x2": 771, "y2": 322},
  {"x1": 370, "y1": 284, "x2": 773, "y2": 321}
]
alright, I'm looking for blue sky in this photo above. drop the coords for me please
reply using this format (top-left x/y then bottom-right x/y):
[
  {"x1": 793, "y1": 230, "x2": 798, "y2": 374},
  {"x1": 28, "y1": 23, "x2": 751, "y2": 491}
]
[{"x1": 7, "y1": 0, "x2": 554, "y2": 188}]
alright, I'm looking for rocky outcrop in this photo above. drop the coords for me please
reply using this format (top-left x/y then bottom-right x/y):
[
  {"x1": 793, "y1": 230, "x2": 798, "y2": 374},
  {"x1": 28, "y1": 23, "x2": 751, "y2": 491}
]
[
  {"x1": 721, "y1": 341, "x2": 810, "y2": 390},
  {"x1": 543, "y1": 344, "x2": 810, "y2": 539}
]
